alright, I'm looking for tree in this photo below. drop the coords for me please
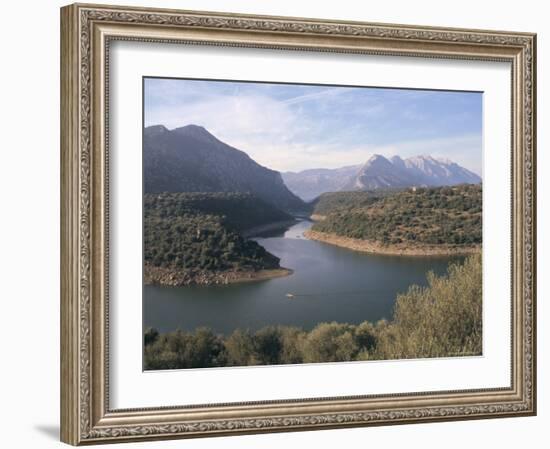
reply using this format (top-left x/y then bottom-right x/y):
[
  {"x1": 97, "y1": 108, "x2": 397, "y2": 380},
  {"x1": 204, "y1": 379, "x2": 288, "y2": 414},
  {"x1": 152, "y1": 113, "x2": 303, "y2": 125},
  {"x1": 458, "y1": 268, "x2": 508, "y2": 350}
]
[
  {"x1": 302, "y1": 322, "x2": 358, "y2": 363},
  {"x1": 225, "y1": 329, "x2": 256, "y2": 366},
  {"x1": 144, "y1": 327, "x2": 159, "y2": 346},
  {"x1": 374, "y1": 254, "x2": 482, "y2": 359},
  {"x1": 253, "y1": 326, "x2": 283, "y2": 365},
  {"x1": 354, "y1": 321, "x2": 377, "y2": 353}
]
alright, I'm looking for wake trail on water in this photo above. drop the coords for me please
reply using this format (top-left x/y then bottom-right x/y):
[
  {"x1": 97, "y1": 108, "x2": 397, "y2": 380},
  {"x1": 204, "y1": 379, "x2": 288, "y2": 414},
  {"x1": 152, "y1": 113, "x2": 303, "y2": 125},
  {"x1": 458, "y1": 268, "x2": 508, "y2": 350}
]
[{"x1": 279, "y1": 290, "x2": 374, "y2": 299}]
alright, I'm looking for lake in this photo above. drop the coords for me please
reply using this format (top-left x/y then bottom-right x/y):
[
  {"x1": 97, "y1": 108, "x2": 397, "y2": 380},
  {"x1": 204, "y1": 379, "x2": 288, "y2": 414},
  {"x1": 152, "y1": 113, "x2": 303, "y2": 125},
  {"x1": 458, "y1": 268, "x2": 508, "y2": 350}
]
[{"x1": 143, "y1": 220, "x2": 463, "y2": 334}]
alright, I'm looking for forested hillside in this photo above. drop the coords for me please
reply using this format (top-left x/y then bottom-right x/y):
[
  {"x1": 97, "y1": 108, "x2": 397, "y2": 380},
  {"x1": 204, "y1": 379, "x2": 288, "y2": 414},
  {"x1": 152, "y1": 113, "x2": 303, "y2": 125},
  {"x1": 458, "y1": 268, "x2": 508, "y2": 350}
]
[
  {"x1": 144, "y1": 192, "x2": 294, "y2": 285},
  {"x1": 145, "y1": 192, "x2": 293, "y2": 232},
  {"x1": 312, "y1": 190, "x2": 390, "y2": 216},
  {"x1": 310, "y1": 184, "x2": 481, "y2": 249}
]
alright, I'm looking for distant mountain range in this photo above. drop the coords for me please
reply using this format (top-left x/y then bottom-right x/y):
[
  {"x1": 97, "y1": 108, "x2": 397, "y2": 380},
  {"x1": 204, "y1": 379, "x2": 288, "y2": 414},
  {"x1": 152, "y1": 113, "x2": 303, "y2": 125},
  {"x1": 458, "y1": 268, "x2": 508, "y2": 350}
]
[
  {"x1": 144, "y1": 124, "x2": 481, "y2": 207},
  {"x1": 144, "y1": 124, "x2": 304, "y2": 212},
  {"x1": 283, "y1": 154, "x2": 481, "y2": 201}
]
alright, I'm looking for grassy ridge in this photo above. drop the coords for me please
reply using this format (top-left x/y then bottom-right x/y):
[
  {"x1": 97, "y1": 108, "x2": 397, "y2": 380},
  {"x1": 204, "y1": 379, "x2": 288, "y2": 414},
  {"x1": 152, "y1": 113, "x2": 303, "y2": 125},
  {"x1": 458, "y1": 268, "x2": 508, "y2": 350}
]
[
  {"x1": 144, "y1": 192, "x2": 291, "y2": 276},
  {"x1": 144, "y1": 254, "x2": 482, "y2": 369},
  {"x1": 312, "y1": 184, "x2": 481, "y2": 246}
]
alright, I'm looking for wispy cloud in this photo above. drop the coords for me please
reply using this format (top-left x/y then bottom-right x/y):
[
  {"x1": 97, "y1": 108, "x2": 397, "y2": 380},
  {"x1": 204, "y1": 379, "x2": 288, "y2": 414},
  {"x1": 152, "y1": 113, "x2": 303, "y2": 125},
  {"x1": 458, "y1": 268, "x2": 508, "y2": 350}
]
[
  {"x1": 144, "y1": 78, "x2": 483, "y2": 174},
  {"x1": 281, "y1": 87, "x2": 348, "y2": 105}
]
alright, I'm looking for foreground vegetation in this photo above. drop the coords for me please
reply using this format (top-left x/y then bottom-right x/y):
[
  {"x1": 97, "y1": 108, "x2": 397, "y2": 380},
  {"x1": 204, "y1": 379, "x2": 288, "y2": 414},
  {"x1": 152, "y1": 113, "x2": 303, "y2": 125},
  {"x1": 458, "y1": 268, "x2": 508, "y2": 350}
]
[
  {"x1": 311, "y1": 184, "x2": 481, "y2": 248},
  {"x1": 144, "y1": 254, "x2": 482, "y2": 369},
  {"x1": 144, "y1": 192, "x2": 294, "y2": 285}
]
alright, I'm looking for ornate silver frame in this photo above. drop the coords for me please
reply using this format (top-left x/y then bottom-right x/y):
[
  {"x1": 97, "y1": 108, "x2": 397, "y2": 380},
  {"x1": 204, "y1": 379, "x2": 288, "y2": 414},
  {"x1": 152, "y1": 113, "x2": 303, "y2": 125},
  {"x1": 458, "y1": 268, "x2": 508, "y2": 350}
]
[{"x1": 60, "y1": 3, "x2": 536, "y2": 445}]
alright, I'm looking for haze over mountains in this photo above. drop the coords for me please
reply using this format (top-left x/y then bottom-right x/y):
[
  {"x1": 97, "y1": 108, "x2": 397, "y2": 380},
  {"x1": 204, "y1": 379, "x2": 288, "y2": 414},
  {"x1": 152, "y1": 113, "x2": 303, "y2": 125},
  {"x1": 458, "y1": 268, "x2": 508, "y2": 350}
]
[
  {"x1": 144, "y1": 124, "x2": 481, "y2": 206},
  {"x1": 283, "y1": 154, "x2": 481, "y2": 201},
  {"x1": 144, "y1": 124, "x2": 304, "y2": 212}
]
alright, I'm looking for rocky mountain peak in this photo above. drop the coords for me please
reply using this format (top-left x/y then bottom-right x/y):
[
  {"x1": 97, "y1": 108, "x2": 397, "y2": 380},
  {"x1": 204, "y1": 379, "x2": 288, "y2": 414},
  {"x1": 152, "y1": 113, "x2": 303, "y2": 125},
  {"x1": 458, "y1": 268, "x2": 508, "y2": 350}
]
[
  {"x1": 172, "y1": 124, "x2": 219, "y2": 144},
  {"x1": 283, "y1": 153, "x2": 481, "y2": 200},
  {"x1": 144, "y1": 124, "x2": 168, "y2": 137},
  {"x1": 364, "y1": 154, "x2": 391, "y2": 167}
]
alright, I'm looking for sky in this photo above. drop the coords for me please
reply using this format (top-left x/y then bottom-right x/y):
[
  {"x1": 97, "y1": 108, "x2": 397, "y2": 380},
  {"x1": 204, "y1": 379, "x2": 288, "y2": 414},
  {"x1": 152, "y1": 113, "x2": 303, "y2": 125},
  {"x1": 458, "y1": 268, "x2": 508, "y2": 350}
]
[{"x1": 144, "y1": 77, "x2": 483, "y2": 175}]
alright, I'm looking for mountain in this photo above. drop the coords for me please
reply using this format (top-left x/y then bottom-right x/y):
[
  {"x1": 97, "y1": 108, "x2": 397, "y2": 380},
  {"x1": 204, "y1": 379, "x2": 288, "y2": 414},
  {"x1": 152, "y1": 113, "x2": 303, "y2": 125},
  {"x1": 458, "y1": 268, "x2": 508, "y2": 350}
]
[
  {"x1": 281, "y1": 165, "x2": 361, "y2": 202},
  {"x1": 282, "y1": 154, "x2": 481, "y2": 200},
  {"x1": 144, "y1": 124, "x2": 305, "y2": 212},
  {"x1": 344, "y1": 155, "x2": 408, "y2": 190}
]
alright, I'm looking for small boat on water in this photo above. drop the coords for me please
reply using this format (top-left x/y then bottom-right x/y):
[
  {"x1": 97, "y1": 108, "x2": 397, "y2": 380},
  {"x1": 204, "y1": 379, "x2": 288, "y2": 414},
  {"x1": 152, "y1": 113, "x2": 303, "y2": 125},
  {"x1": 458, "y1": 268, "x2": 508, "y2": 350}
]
[{"x1": 285, "y1": 293, "x2": 295, "y2": 299}]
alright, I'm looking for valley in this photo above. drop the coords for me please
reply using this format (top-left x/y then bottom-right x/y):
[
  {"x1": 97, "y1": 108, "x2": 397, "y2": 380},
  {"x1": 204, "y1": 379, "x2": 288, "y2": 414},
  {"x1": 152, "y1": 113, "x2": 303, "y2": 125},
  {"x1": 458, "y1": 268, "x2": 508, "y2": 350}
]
[
  {"x1": 141, "y1": 75, "x2": 484, "y2": 369},
  {"x1": 143, "y1": 124, "x2": 482, "y2": 286}
]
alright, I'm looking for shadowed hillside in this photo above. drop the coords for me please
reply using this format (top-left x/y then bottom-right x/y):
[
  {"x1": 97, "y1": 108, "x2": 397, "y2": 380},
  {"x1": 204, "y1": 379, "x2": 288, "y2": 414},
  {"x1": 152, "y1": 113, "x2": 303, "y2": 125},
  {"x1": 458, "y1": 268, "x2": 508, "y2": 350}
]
[
  {"x1": 144, "y1": 192, "x2": 295, "y2": 286},
  {"x1": 144, "y1": 124, "x2": 305, "y2": 213}
]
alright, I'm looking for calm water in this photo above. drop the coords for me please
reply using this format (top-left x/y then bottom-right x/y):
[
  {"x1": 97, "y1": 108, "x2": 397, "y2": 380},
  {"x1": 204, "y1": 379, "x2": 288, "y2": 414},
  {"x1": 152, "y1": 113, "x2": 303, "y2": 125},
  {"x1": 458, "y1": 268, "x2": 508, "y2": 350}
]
[{"x1": 144, "y1": 220, "x2": 462, "y2": 334}]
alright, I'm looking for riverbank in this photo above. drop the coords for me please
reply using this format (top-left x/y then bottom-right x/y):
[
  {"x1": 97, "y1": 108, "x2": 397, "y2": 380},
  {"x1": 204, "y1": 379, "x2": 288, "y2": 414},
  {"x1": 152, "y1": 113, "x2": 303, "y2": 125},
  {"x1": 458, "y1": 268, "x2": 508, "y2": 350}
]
[
  {"x1": 304, "y1": 230, "x2": 481, "y2": 256},
  {"x1": 144, "y1": 264, "x2": 293, "y2": 287},
  {"x1": 309, "y1": 214, "x2": 326, "y2": 222}
]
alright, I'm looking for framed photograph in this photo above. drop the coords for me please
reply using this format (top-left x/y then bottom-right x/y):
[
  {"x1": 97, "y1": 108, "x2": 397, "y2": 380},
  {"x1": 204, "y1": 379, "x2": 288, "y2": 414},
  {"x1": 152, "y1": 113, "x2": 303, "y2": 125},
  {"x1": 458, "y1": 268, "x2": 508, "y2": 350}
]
[{"x1": 60, "y1": 3, "x2": 537, "y2": 445}]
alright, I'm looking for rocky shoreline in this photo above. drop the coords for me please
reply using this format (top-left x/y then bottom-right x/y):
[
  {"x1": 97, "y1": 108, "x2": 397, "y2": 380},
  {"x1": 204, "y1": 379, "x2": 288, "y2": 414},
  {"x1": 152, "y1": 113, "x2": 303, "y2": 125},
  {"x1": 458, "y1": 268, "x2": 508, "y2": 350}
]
[
  {"x1": 304, "y1": 230, "x2": 481, "y2": 257},
  {"x1": 144, "y1": 264, "x2": 293, "y2": 287}
]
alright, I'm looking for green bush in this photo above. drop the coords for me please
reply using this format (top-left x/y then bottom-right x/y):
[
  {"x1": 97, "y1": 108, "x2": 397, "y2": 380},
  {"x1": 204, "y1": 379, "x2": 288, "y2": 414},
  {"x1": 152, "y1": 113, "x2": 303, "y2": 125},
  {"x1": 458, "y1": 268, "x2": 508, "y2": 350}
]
[
  {"x1": 373, "y1": 254, "x2": 482, "y2": 359},
  {"x1": 144, "y1": 327, "x2": 159, "y2": 346},
  {"x1": 224, "y1": 329, "x2": 257, "y2": 366},
  {"x1": 144, "y1": 327, "x2": 225, "y2": 369},
  {"x1": 302, "y1": 322, "x2": 358, "y2": 363}
]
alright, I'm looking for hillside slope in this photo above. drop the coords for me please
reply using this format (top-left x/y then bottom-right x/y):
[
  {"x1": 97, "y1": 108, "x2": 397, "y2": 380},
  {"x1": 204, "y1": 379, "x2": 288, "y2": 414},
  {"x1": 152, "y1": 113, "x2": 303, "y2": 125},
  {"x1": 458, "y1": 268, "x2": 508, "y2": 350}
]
[
  {"x1": 144, "y1": 192, "x2": 294, "y2": 285},
  {"x1": 144, "y1": 124, "x2": 305, "y2": 212},
  {"x1": 308, "y1": 184, "x2": 482, "y2": 255}
]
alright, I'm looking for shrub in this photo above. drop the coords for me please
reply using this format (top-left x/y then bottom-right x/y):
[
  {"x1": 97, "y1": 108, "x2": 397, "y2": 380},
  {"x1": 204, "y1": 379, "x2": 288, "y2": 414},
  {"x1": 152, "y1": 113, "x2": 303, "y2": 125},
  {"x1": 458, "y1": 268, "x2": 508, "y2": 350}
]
[
  {"x1": 373, "y1": 254, "x2": 482, "y2": 359},
  {"x1": 144, "y1": 327, "x2": 159, "y2": 346},
  {"x1": 253, "y1": 326, "x2": 284, "y2": 365},
  {"x1": 225, "y1": 329, "x2": 256, "y2": 366},
  {"x1": 302, "y1": 322, "x2": 358, "y2": 363}
]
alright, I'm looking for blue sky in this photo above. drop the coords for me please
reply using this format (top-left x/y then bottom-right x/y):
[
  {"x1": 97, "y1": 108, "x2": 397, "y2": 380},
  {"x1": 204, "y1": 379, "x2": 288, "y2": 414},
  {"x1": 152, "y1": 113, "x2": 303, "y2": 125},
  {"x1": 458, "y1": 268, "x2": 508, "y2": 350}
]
[{"x1": 144, "y1": 77, "x2": 483, "y2": 175}]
